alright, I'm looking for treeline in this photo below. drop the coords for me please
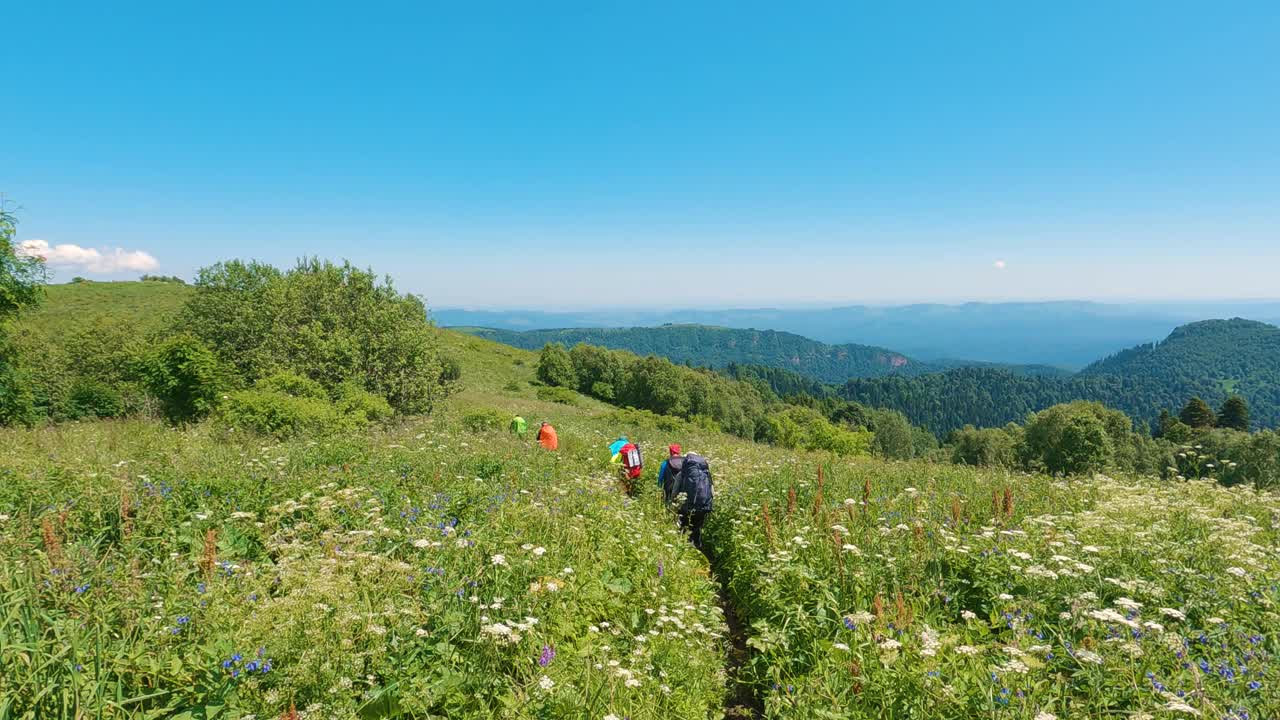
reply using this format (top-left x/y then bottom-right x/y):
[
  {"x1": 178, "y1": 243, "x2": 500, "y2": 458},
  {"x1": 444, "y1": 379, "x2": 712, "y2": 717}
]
[
  {"x1": 724, "y1": 358, "x2": 1280, "y2": 488},
  {"x1": 478, "y1": 324, "x2": 931, "y2": 383},
  {"x1": 2, "y1": 214, "x2": 456, "y2": 436},
  {"x1": 535, "y1": 342, "x2": 877, "y2": 455},
  {"x1": 946, "y1": 396, "x2": 1279, "y2": 489},
  {"x1": 835, "y1": 319, "x2": 1280, "y2": 434}
]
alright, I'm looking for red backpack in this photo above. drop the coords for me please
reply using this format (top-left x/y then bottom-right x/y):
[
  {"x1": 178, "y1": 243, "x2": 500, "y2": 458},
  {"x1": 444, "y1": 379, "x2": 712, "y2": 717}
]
[{"x1": 620, "y1": 442, "x2": 643, "y2": 479}]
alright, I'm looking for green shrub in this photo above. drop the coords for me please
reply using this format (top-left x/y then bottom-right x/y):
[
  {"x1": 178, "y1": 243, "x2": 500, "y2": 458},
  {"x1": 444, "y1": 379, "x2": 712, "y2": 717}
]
[
  {"x1": 949, "y1": 424, "x2": 1021, "y2": 468},
  {"x1": 461, "y1": 408, "x2": 505, "y2": 433},
  {"x1": 590, "y1": 381, "x2": 616, "y2": 401},
  {"x1": 603, "y1": 407, "x2": 687, "y2": 432},
  {"x1": 136, "y1": 335, "x2": 223, "y2": 423},
  {"x1": 502, "y1": 380, "x2": 522, "y2": 393},
  {"x1": 0, "y1": 344, "x2": 37, "y2": 427},
  {"x1": 764, "y1": 406, "x2": 873, "y2": 456},
  {"x1": 179, "y1": 259, "x2": 451, "y2": 414},
  {"x1": 536, "y1": 385, "x2": 579, "y2": 406},
  {"x1": 221, "y1": 389, "x2": 345, "y2": 437},
  {"x1": 258, "y1": 371, "x2": 327, "y2": 399},
  {"x1": 65, "y1": 379, "x2": 126, "y2": 419},
  {"x1": 333, "y1": 381, "x2": 393, "y2": 423}
]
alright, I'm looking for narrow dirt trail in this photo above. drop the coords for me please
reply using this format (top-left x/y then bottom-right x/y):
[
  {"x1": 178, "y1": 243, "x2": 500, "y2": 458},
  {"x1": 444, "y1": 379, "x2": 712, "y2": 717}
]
[{"x1": 700, "y1": 544, "x2": 765, "y2": 719}]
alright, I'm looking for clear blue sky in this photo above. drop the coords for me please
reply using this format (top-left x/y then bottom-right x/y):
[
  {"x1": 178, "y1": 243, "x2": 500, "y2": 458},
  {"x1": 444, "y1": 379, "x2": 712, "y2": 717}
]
[{"x1": 3, "y1": 1, "x2": 1277, "y2": 308}]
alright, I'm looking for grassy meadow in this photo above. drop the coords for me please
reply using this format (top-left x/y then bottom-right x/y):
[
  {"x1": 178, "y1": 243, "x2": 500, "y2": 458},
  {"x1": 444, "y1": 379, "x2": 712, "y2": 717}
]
[{"x1": 1, "y1": 284, "x2": 1278, "y2": 719}]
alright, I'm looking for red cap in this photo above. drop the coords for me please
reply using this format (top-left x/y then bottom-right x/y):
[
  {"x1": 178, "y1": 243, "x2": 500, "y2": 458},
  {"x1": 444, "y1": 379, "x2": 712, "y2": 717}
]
[{"x1": 668, "y1": 444, "x2": 682, "y2": 456}]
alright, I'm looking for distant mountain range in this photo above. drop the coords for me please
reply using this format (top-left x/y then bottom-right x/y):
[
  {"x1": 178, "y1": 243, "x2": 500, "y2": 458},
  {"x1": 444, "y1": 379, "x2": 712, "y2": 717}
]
[
  {"x1": 435, "y1": 301, "x2": 1280, "y2": 369},
  {"x1": 459, "y1": 325, "x2": 1068, "y2": 383}
]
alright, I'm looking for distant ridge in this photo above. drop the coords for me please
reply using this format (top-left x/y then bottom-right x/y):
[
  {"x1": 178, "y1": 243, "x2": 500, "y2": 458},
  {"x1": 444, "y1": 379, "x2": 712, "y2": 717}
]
[
  {"x1": 459, "y1": 324, "x2": 1070, "y2": 384},
  {"x1": 835, "y1": 318, "x2": 1280, "y2": 433},
  {"x1": 435, "y1": 301, "x2": 1280, "y2": 368}
]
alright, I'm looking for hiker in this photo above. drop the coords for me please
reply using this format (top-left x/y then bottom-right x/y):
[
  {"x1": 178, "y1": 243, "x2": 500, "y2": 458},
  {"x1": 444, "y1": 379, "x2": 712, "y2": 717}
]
[
  {"x1": 617, "y1": 439, "x2": 643, "y2": 495},
  {"x1": 535, "y1": 421, "x2": 558, "y2": 450},
  {"x1": 510, "y1": 415, "x2": 527, "y2": 437},
  {"x1": 657, "y1": 444, "x2": 684, "y2": 505},
  {"x1": 675, "y1": 452, "x2": 713, "y2": 549}
]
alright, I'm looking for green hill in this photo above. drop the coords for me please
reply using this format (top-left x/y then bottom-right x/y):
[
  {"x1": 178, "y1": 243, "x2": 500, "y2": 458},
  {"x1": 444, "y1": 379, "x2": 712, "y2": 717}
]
[
  {"x1": 834, "y1": 319, "x2": 1280, "y2": 434},
  {"x1": 467, "y1": 319, "x2": 1280, "y2": 434},
  {"x1": 461, "y1": 324, "x2": 941, "y2": 382},
  {"x1": 16, "y1": 279, "x2": 193, "y2": 341}
]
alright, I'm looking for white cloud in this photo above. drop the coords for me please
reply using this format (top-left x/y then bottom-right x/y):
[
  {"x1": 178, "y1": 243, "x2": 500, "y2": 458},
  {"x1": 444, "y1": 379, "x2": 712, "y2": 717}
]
[
  {"x1": 993, "y1": 259, "x2": 1007, "y2": 270},
  {"x1": 17, "y1": 239, "x2": 159, "y2": 273}
]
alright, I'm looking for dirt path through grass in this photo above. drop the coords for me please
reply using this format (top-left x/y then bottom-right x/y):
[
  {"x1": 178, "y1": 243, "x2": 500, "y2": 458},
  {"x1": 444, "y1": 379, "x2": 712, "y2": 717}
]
[{"x1": 700, "y1": 543, "x2": 764, "y2": 719}]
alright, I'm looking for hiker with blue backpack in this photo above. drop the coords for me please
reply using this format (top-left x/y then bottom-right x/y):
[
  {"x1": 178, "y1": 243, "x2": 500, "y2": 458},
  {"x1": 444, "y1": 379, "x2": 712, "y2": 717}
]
[{"x1": 663, "y1": 449, "x2": 713, "y2": 549}]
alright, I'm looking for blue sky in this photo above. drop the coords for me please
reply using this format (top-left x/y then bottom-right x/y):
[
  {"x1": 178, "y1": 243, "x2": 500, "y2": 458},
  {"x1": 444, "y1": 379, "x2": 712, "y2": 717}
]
[{"x1": 3, "y1": 1, "x2": 1278, "y2": 308}]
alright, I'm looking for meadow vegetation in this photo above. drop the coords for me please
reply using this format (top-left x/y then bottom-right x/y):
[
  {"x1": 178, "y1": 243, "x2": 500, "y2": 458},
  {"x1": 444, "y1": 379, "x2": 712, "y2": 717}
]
[{"x1": 1, "y1": 229, "x2": 1278, "y2": 718}]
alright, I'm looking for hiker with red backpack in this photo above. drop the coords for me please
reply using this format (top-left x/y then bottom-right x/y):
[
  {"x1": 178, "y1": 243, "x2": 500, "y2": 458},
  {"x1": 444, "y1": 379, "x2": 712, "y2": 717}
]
[{"x1": 613, "y1": 437, "x2": 644, "y2": 495}]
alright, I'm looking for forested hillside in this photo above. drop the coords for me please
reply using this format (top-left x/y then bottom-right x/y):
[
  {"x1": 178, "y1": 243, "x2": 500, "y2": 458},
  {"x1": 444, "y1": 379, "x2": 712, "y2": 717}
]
[
  {"x1": 835, "y1": 319, "x2": 1280, "y2": 434},
  {"x1": 462, "y1": 324, "x2": 928, "y2": 382},
  {"x1": 462, "y1": 324, "x2": 1068, "y2": 383}
]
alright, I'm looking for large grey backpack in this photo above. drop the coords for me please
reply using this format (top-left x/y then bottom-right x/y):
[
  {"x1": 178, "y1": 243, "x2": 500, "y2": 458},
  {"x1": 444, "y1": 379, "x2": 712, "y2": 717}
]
[{"x1": 679, "y1": 454, "x2": 712, "y2": 513}]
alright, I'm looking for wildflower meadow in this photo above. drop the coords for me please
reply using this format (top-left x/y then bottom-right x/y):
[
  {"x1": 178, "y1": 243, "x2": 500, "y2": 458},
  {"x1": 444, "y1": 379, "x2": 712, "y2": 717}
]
[{"x1": 1, "y1": 330, "x2": 1278, "y2": 719}]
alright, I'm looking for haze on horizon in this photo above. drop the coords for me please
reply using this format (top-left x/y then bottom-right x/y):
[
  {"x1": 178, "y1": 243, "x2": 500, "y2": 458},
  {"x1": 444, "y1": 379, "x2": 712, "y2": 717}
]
[{"x1": 3, "y1": 2, "x2": 1278, "y2": 308}]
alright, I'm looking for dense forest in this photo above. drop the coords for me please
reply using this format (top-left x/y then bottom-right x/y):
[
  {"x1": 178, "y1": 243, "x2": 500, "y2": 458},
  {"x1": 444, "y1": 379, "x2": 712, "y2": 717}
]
[
  {"x1": 464, "y1": 325, "x2": 931, "y2": 382},
  {"x1": 472, "y1": 319, "x2": 1280, "y2": 435},
  {"x1": 463, "y1": 324, "x2": 1069, "y2": 383},
  {"x1": 836, "y1": 319, "x2": 1280, "y2": 434}
]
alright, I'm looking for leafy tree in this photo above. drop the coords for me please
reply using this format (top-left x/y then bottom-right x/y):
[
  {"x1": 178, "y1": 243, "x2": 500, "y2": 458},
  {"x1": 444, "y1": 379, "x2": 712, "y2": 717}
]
[
  {"x1": 621, "y1": 356, "x2": 688, "y2": 417},
  {"x1": 1161, "y1": 418, "x2": 1196, "y2": 444},
  {"x1": 536, "y1": 343, "x2": 577, "y2": 388},
  {"x1": 1, "y1": 209, "x2": 47, "y2": 323},
  {"x1": 869, "y1": 407, "x2": 915, "y2": 459},
  {"x1": 1179, "y1": 397, "x2": 1217, "y2": 429},
  {"x1": 0, "y1": 348, "x2": 37, "y2": 427},
  {"x1": 65, "y1": 379, "x2": 126, "y2": 419},
  {"x1": 176, "y1": 260, "x2": 282, "y2": 380},
  {"x1": 764, "y1": 406, "x2": 872, "y2": 456},
  {"x1": 137, "y1": 335, "x2": 223, "y2": 423},
  {"x1": 179, "y1": 259, "x2": 448, "y2": 413},
  {"x1": 1, "y1": 208, "x2": 47, "y2": 426},
  {"x1": 569, "y1": 343, "x2": 624, "y2": 395},
  {"x1": 1022, "y1": 402, "x2": 1120, "y2": 475},
  {"x1": 950, "y1": 424, "x2": 1020, "y2": 468},
  {"x1": 1218, "y1": 396, "x2": 1250, "y2": 431}
]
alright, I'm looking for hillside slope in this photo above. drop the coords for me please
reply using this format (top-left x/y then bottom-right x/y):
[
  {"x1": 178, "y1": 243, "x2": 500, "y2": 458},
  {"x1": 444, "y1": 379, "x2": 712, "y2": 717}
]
[
  {"x1": 458, "y1": 324, "x2": 1064, "y2": 383},
  {"x1": 460, "y1": 324, "x2": 926, "y2": 381},
  {"x1": 15, "y1": 279, "x2": 193, "y2": 341},
  {"x1": 835, "y1": 319, "x2": 1280, "y2": 433}
]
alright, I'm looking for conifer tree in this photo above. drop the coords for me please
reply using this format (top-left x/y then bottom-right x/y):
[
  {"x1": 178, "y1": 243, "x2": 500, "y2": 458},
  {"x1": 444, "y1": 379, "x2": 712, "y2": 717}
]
[
  {"x1": 1179, "y1": 397, "x2": 1217, "y2": 429},
  {"x1": 1217, "y1": 396, "x2": 1250, "y2": 431}
]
